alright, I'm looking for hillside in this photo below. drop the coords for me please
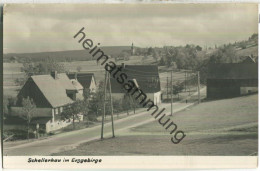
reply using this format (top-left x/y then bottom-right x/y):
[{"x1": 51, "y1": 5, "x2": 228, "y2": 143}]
[
  {"x1": 236, "y1": 45, "x2": 258, "y2": 58},
  {"x1": 3, "y1": 46, "x2": 133, "y2": 62},
  {"x1": 54, "y1": 94, "x2": 257, "y2": 156}
]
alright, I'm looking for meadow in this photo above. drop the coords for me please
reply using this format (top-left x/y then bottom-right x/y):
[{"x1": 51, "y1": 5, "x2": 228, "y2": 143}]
[{"x1": 54, "y1": 94, "x2": 258, "y2": 156}]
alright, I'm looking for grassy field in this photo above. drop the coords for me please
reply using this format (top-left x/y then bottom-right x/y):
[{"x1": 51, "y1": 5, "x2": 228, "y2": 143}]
[
  {"x1": 54, "y1": 94, "x2": 258, "y2": 156},
  {"x1": 236, "y1": 45, "x2": 258, "y2": 57},
  {"x1": 3, "y1": 63, "x2": 24, "y2": 97}
]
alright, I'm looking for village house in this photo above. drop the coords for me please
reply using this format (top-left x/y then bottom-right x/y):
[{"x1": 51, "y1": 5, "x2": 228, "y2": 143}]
[
  {"x1": 110, "y1": 64, "x2": 162, "y2": 104},
  {"x1": 207, "y1": 61, "x2": 258, "y2": 99},
  {"x1": 10, "y1": 71, "x2": 83, "y2": 133},
  {"x1": 67, "y1": 72, "x2": 97, "y2": 93}
]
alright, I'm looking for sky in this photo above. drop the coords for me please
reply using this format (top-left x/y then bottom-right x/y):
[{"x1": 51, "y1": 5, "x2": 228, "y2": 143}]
[{"x1": 3, "y1": 3, "x2": 258, "y2": 53}]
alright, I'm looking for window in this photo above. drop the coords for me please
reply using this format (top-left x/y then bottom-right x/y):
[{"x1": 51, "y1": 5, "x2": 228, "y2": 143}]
[
  {"x1": 55, "y1": 108, "x2": 59, "y2": 115},
  {"x1": 60, "y1": 107, "x2": 63, "y2": 113}
]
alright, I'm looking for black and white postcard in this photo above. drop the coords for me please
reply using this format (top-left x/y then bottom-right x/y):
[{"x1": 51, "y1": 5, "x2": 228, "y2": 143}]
[{"x1": 1, "y1": 2, "x2": 259, "y2": 169}]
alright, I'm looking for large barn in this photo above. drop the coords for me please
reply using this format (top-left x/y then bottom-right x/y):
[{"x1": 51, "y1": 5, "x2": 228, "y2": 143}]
[
  {"x1": 207, "y1": 63, "x2": 258, "y2": 99},
  {"x1": 110, "y1": 64, "x2": 162, "y2": 104}
]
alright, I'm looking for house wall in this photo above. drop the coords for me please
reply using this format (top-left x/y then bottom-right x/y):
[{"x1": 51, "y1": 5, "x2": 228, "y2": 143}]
[
  {"x1": 4, "y1": 124, "x2": 27, "y2": 131},
  {"x1": 76, "y1": 89, "x2": 84, "y2": 100},
  {"x1": 151, "y1": 91, "x2": 162, "y2": 105},
  {"x1": 10, "y1": 106, "x2": 72, "y2": 133},
  {"x1": 10, "y1": 106, "x2": 71, "y2": 132},
  {"x1": 11, "y1": 107, "x2": 52, "y2": 117},
  {"x1": 145, "y1": 92, "x2": 161, "y2": 105},
  {"x1": 240, "y1": 87, "x2": 258, "y2": 95},
  {"x1": 46, "y1": 119, "x2": 72, "y2": 133},
  {"x1": 47, "y1": 106, "x2": 83, "y2": 132},
  {"x1": 207, "y1": 79, "x2": 240, "y2": 98},
  {"x1": 207, "y1": 79, "x2": 258, "y2": 99}
]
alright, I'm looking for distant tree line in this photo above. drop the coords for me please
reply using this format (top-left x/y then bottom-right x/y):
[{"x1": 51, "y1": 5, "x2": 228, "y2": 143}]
[
  {"x1": 15, "y1": 57, "x2": 66, "y2": 86},
  {"x1": 158, "y1": 44, "x2": 203, "y2": 70},
  {"x1": 156, "y1": 33, "x2": 258, "y2": 84}
]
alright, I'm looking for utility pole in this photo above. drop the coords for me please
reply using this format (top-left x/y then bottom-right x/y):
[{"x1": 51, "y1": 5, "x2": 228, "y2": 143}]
[
  {"x1": 188, "y1": 72, "x2": 191, "y2": 96},
  {"x1": 108, "y1": 73, "x2": 115, "y2": 138},
  {"x1": 101, "y1": 71, "x2": 107, "y2": 140},
  {"x1": 171, "y1": 71, "x2": 173, "y2": 116},
  {"x1": 185, "y1": 71, "x2": 187, "y2": 92},
  {"x1": 101, "y1": 71, "x2": 115, "y2": 139},
  {"x1": 166, "y1": 76, "x2": 169, "y2": 101},
  {"x1": 197, "y1": 71, "x2": 201, "y2": 104}
]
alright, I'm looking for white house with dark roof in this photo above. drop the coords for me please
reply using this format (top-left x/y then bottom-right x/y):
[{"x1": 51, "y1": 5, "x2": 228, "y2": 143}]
[{"x1": 11, "y1": 71, "x2": 83, "y2": 133}]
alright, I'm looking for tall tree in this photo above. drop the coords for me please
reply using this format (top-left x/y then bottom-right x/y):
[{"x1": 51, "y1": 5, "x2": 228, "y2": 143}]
[
  {"x1": 61, "y1": 100, "x2": 83, "y2": 129},
  {"x1": 152, "y1": 50, "x2": 159, "y2": 62},
  {"x1": 22, "y1": 56, "x2": 66, "y2": 77},
  {"x1": 87, "y1": 81, "x2": 105, "y2": 120},
  {"x1": 21, "y1": 97, "x2": 36, "y2": 139},
  {"x1": 147, "y1": 47, "x2": 154, "y2": 55}
]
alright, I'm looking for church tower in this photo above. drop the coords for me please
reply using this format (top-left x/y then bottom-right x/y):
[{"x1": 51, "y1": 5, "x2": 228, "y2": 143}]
[{"x1": 131, "y1": 42, "x2": 135, "y2": 56}]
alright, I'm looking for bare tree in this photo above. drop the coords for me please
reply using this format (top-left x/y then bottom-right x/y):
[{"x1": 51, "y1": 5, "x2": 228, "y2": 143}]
[
  {"x1": 21, "y1": 97, "x2": 36, "y2": 139},
  {"x1": 77, "y1": 66, "x2": 82, "y2": 72}
]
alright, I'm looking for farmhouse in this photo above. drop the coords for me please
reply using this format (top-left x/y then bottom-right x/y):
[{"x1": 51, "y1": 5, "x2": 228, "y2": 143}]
[
  {"x1": 110, "y1": 64, "x2": 162, "y2": 104},
  {"x1": 11, "y1": 71, "x2": 82, "y2": 133},
  {"x1": 207, "y1": 63, "x2": 258, "y2": 99},
  {"x1": 67, "y1": 72, "x2": 96, "y2": 92}
]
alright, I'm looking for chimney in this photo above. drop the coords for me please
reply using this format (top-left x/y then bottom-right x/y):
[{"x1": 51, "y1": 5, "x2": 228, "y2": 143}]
[
  {"x1": 75, "y1": 72, "x2": 78, "y2": 80},
  {"x1": 51, "y1": 71, "x2": 58, "y2": 79},
  {"x1": 121, "y1": 63, "x2": 125, "y2": 69},
  {"x1": 28, "y1": 72, "x2": 34, "y2": 77}
]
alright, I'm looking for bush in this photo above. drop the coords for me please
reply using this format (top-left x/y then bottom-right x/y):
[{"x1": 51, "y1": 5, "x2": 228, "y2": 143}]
[
  {"x1": 48, "y1": 132, "x2": 55, "y2": 136},
  {"x1": 38, "y1": 129, "x2": 46, "y2": 134},
  {"x1": 88, "y1": 114, "x2": 98, "y2": 122},
  {"x1": 3, "y1": 129, "x2": 35, "y2": 141}
]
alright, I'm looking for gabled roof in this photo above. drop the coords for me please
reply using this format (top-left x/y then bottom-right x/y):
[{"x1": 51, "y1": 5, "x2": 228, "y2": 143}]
[
  {"x1": 67, "y1": 72, "x2": 95, "y2": 89},
  {"x1": 242, "y1": 56, "x2": 256, "y2": 64},
  {"x1": 31, "y1": 73, "x2": 75, "y2": 108},
  {"x1": 207, "y1": 63, "x2": 258, "y2": 79},
  {"x1": 110, "y1": 65, "x2": 161, "y2": 93}
]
